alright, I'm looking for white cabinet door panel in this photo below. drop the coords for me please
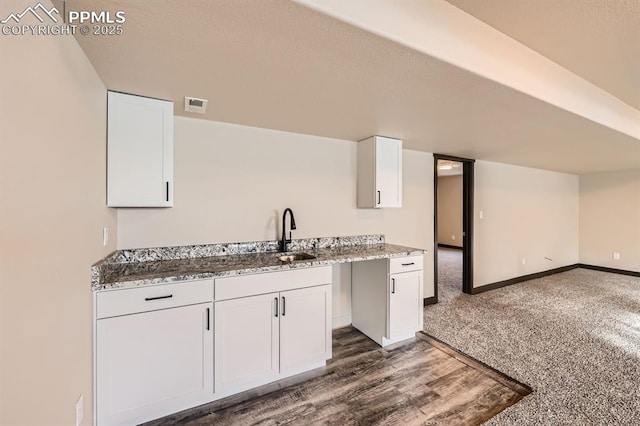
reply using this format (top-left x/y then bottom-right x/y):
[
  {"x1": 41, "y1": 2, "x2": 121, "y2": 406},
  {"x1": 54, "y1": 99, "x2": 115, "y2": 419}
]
[
  {"x1": 280, "y1": 285, "x2": 332, "y2": 374},
  {"x1": 215, "y1": 293, "x2": 280, "y2": 394},
  {"x1": 375, "y1": 136, "x2": 402, "y2": 208},
  {"x1": 96, "y1": 302, "x2": 213, "y2": 425},
  {"x1": 107, "y1": 91, "x2": 173, "y2": 207},
  {"x1": 388, "y1": 271, "x2": 423, "y2": 341}
]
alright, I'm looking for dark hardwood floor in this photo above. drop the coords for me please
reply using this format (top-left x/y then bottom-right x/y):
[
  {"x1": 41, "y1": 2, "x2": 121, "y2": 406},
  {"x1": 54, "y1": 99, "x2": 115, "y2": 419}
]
[{"x1": 145, "y1": 327, "x2": 531, "y2": 425}]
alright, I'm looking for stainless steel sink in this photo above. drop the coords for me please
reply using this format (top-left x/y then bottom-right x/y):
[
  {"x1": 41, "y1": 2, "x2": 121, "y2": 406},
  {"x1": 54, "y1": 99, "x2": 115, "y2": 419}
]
[{"x1": 278, "y1": 252, "x2": 316, "y2": 263}]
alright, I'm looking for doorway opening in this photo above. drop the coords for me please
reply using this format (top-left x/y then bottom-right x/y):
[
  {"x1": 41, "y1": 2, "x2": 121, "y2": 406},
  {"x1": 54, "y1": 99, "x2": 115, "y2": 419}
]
[{"x1": 431, "y1": 154, "x2": 474, "y2": 304}]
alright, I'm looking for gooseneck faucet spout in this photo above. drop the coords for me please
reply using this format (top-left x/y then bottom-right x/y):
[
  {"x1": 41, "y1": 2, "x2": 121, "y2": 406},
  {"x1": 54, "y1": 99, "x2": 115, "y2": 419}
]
[{"x1": 280, "y1": 208, "x2": 297, "y2": 252}]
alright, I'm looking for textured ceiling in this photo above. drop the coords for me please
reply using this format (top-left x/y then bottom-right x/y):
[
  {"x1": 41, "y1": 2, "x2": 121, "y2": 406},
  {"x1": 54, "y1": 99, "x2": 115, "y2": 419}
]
[
  {"x1": 446, "y1": 0, "x2": 640, "y2": 110},
  {"x1": 69, "y1": 0, "x2": 640, "y2": 174}
]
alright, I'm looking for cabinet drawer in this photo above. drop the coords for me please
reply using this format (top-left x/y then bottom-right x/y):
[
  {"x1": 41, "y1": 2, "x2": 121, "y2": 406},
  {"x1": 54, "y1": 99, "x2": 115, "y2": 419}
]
[
  {"x1": 215, "y1": 266, "x2": 332, "y2": 301},
  {"x1": 96, "y1": 280, "x2": 213, "y2": 319},
  {"x1": 389, "y1": 255, "x2": 423, "y2": 274}
]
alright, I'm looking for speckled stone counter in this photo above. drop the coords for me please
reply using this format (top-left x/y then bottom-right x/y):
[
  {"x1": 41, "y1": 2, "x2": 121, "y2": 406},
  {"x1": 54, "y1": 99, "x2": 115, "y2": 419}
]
[{"x1": 92, "y1": 235, "x2": 426, "y2": 291}]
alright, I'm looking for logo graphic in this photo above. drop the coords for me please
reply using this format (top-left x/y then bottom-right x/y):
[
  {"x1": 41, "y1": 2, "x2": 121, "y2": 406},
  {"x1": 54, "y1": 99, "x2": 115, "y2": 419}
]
[
  {"x1": 1, "y1": 2, "x2": 59, "y2": 24},
  {"x1": 1, "y1": 2, "x2": 126, "y2": 36}
]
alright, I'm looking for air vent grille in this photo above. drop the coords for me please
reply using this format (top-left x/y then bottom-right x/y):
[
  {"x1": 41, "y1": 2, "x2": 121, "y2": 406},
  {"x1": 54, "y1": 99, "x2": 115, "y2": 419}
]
[{"x1": 184, "y1": 96, "x2": 208, "y2": 114}]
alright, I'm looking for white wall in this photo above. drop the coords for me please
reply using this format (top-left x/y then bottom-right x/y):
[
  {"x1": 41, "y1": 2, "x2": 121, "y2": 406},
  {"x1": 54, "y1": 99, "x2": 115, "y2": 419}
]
[
  {"x1": 0, "y1": 4, "x2": 117, "y2": 424},
  {"x1": 116, "y1": 117, "x2": 586, "y2": 296},
  {"x1": 579, "y1": 171, "x2": 640, "y2": 271},
  {"x1": 117, "y1": 117, "x2": 435, "y2": 318},
  {"x1": 473, "y1": 161, "x2": 579, "y2": 287}
]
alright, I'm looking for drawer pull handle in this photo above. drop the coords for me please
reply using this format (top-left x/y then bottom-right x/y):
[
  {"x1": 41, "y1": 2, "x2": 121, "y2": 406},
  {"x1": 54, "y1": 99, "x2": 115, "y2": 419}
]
[
  {"x1": 392, "y1": 278, "x2": 396, "y2": 294},
  {"x1": 377, "y1": 190, "x2": 381, "y2": 205},
  {"x1": 274, "y1": 297, "x2": 279, "y2": 317},
  {"x1": 206, "y1": 308, "x2": 210, "y2": 330},
  {"x1": 144, "y1": 294, "x2": 173, "y2": 301},
  {"x1": 401, "y1": 262, "x2": 415, "y2": 266},
  {"x1": 282, "y1": 296, "x2": 286, "y2": 316}
]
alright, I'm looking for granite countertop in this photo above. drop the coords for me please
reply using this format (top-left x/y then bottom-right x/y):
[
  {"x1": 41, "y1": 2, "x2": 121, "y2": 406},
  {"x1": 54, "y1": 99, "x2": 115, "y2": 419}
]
[{"x1": 92, "y1": 235, "x2": 425, "y2": 291}]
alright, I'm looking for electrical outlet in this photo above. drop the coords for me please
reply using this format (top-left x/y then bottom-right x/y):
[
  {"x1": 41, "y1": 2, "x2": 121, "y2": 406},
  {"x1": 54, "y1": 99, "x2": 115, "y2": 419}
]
[
  {"x1": 102, "y1": 227, "x2": 109, "y2": 247},
  {"x1": 479, "y1": 211, "x2": 484, "y2": 219},
  {"x1": 75, "y1": 395, "x2": 83, "y2": 426},
  {"x1": 613, "y1": 252, "x2": 621, "y2": 260},
  {"x1": 451, "y1": 235, "x2": 456, "y2": 241},
  {"x1": 522, "y1": 257, "x2": 526, "y2": 265}
]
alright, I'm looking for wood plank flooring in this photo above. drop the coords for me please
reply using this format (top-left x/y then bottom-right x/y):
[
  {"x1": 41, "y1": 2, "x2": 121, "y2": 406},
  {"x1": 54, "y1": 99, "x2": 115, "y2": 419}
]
[{"x1": 145, "y1": 327, "x2": 531, "y2": 425}]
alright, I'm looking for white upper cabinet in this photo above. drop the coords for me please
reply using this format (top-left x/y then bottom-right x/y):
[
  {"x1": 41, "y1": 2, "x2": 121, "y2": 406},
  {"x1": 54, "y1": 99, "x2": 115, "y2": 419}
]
[
  {"x1": 357, "y1": 136, "x2": 403, "y2": 208},
  {"x1": 107, "y1": 91, "x2": 174, "y2": 207}
]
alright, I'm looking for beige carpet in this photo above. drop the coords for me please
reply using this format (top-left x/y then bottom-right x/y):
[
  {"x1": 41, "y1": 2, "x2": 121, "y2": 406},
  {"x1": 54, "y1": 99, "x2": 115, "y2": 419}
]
[
  {"x1": 437, "y1": 247, "x2": 463, "y2": 302},
  {"x1": 424, "y1": 267, "x2": 640, "y2": 425}
]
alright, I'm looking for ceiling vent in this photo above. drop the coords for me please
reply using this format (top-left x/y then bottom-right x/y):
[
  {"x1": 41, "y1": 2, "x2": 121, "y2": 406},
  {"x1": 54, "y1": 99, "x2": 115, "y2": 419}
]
[{"x1": 184, "y1": 96, "x2": 208, "y2": 114}]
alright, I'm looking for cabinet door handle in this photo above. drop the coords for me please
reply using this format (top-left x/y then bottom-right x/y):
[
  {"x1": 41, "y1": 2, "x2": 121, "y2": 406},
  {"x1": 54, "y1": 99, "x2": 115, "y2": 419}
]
[
  {"x1": 377, "y1": 190, "x2": 381, "y2": 205},
  {"x1": 391, "y1": 278, "x2": 396, "y2": 294},
  {"x1": 282, "y1": 296, "x2": 286, "y2": 316},
  {"x1": 401, "y1": 262, "x2": 415, "y2": 266},
  {"x1": 166, "y1": 181, "x2": 170, "y2": 202},
  {"x1": 206, "y1": 308, "x2": 210, "y2": 330},
  {"x1": 274, "y1": 297, "x2": 279, "y2": 317},
  {"x1": 144, "y1": 294, "x2": 173, "y2": 301}
]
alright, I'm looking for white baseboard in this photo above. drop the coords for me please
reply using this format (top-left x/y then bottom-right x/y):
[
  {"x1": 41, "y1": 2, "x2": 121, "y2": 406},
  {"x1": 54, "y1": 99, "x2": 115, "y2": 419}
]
[{"x1": 332, "y1": 315, "x2": 351, "y2": 329}]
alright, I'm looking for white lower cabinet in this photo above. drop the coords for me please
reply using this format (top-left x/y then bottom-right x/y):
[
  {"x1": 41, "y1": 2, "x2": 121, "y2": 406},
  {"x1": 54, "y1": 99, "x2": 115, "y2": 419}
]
[
  {"x1": 95, "y1": 279, "x2": 214, "y2": 426},
  {"x1": 214, "y1": 267, "x2": 332, "y2": 397},
  {"x1": 95, "y1": 268, "x2": 333, "y2": 425},
  {"x1": 352, "y1": 255, "x2": 424, "y2": 347},
  {"x1": 93, "y1": 256, "x2": 424, "y2": 424}
]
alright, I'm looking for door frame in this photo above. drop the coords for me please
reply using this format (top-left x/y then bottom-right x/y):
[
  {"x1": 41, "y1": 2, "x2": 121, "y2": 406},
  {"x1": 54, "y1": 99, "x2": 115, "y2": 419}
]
[{"x1": 432, "y1": 154, "x2": 475, "y2": 300}]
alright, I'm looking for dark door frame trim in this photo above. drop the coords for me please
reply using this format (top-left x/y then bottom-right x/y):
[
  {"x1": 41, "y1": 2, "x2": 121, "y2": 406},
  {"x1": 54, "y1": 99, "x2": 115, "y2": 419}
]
[{"x1": 433, "y1": 154, "x2": 475, "y2": 300}]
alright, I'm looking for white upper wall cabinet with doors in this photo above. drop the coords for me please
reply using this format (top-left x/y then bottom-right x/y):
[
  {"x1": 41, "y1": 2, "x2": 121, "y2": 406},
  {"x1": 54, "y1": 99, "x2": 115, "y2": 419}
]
[
  {"x1": 107, "y1": 91, "x2": 174, "y2": 207},
  {"x1": 357, "y1": 136, "x2": 403, "y2": 208}
]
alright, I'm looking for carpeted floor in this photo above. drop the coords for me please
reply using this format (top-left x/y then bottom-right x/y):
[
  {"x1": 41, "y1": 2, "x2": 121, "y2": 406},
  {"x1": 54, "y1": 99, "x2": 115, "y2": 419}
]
[
  {"x1": 437, "y1": 247, "x2": 463, "y2": 303},
  {"x1": 425, "y1": 261, "x2": 640, "y2": 425}
]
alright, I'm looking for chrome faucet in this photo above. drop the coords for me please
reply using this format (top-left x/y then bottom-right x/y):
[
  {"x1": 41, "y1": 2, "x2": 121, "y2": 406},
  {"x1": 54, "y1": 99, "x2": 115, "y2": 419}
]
[{"x1": 280, "y1": 208, "x2": 297, "y2": 252}]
